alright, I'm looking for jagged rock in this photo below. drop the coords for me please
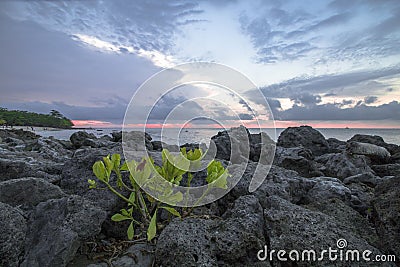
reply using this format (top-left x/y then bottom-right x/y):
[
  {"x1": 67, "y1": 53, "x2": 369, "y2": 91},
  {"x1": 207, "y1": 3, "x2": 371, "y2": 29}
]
[
  {"x1": 60, "y1": 146, "x2": 124, "y2": 212},
  {"x1": 349, "y1": 134, "x2": 400, "y2": 155},
  {"x1": 346, "y1": 141, "x2": 390, "y2": 164},
  {"x1": 70, "y1": 131, "x2": 116, "y2": 149},
  {"x1": 86, "y1": 243, "x2": 155, "y2": 267},
  {"x1": 155, "y1": 195, "x2": 267, "y2": 266},
  {"x1": 306, "y1": 177, "x2": 351, "y2": 203},
  {"x1": 343, "y1": 172, "x2": 381, "y2": 187},
  {"x1": 122, "y1": 131, "x2": 153, "y2": 151},
  {"x1": 317, "y1": 152, "x2": 373, "y2": 180},
  {"x1": 0, "y1": 177, "x2": 66, "y2": 208},
  {"x1": 327, "y1": 137, "x2": 347, "y2": 152},
  {"x1": 211, "y1": 126, "x2": 274, "y2": 164},
  {"x1": 264, "y1": 196, "x2": 391, "y2": 267},
  {"x1": 274, "y1": 147, "x2": 323, "y2": 177},
  {"x1": 0, "y1": 154, "x2": 63, "y2": 182},
  {"x1": 224, "y1": 163, "x2": 315, "y2": 209},
  {"x1": 277, "y1": 126, "x2": 329, "y2": 156},
  {"x1": 372, "y1": 164, "x2": 400, "y2": 177},
  {"x1": 21, "y1": 195, "x2": 106, "y2": 267},
  {"x1": 0, "y1": 203, "x2": 27, "y2": 267},
  {"x1": 372, "y1": 177, "x2": 400, "y2": 260}
]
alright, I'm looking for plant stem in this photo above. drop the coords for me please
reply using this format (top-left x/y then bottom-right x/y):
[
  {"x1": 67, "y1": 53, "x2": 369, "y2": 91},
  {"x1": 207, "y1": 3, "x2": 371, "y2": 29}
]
[{"x1": 105, "y1": 182, "x2": 137, "y2": 208}]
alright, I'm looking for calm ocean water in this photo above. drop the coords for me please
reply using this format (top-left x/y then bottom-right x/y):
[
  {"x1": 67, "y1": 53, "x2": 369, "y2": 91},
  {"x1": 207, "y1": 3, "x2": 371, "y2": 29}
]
[{"x1": 35, "y1": 127, "x2": 400, "y2": 145}]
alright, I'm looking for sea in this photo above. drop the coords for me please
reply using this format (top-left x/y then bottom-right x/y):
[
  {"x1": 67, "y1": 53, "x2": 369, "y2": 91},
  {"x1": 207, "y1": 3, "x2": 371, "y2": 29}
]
[{"x1": 34, "y1": 127, "x2": 400, "y2": 146}]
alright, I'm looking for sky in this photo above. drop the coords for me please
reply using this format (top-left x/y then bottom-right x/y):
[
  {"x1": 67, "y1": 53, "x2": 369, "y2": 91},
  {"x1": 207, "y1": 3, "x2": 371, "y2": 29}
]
[{"x1": 0, "y1": 0, "x2": 399, "y2": 128}]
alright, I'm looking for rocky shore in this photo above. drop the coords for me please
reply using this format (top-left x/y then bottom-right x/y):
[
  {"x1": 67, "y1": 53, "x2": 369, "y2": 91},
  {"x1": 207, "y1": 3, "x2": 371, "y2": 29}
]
[{"x1": 0, "y1": 126, "x2": 399, "y2": 266}]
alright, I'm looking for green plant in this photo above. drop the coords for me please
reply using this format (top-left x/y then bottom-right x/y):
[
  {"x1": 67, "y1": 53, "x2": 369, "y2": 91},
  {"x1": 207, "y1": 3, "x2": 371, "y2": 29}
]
[{"x1": 89, "y1": 148, "x2": 229, "y2": 241}]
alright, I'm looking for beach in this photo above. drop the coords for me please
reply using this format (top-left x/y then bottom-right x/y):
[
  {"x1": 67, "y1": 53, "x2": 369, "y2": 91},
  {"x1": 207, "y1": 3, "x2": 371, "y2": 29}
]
[{"x1": 0, "y1": 125, "x2": 399, "y2": 266}]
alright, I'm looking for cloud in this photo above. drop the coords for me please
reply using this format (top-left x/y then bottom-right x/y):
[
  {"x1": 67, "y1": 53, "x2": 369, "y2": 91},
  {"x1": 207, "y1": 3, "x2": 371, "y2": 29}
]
[
  {"x1": 258, "y1": 65, "x2": 400, "y2": 98},
  {"x1": 0, "y1": 13, "x2": 157, "y2": 107},
  {"x1": 277, "y1": 101, "x2": 400, "y2": 121},
  {"x1": 0, "y1": 0, "x2": 205, "y2": 65},
  {"x1": 239, "y1": 1, "x2": 400, "y2": 64},
  {"x1": 364, "y1": 96, "x2": 378, "y2": 104},
  {"x1": 290, "y1": 93, "x2": 321, "y2": 106}
]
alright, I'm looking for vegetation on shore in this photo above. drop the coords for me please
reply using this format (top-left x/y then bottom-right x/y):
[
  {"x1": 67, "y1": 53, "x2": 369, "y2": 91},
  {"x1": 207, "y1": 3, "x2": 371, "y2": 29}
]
[
  {"x1": 0, "y1": 107, "x2": 73, "y2": 128},
  {"x1": 90, "y1": 148, "x2": 229, "y2": 241}
]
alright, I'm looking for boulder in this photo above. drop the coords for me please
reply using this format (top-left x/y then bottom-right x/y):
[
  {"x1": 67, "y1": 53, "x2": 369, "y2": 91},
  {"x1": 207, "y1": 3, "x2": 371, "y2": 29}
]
[
  {"x1": 60, "y1": 146, "x2": 125, "y2": 212},
  {"x1": 211, "y1": 126, "x2": 275, "y2": 164},
  {"x1": 306, "y1": 177, "x2": 351, "y2": 203},
  {"x1": 317, "y1": 152, "x2": 373, "y2": 180},
  {"x1": 372, "y1": 164, "x2": 400, "y2": 177},
  {"x1": 327, "y1": 137, "x2": 346, "y2": 152},
  {"x1": 0, "y1": 177, "x2": 66, "y2": 208},
  {"x1": 277, "y1": 126, "x2": 329, "y2": 156},
  {"x1": 70, "y1": 131, "x2": 116, "y2": 149},
  {"x1": 372, "y1": 177, "x2": 400, "y2": 260},
  {"x1": 346, "y1": 141, "x2": 390, "y2": 164},
  {"x1": 0, "y1": 203, "x2": 27, "y2": 267},
  {"x1": 155, "y1": 195, "x2": 267, "y2": 266},
  {"x1": 274, "y1": 147, "x2": 323, "y2": 177},
  {"x1": 21, "y1": 195, "x2": 106, "y2": 267},
  {"x1": 343, "y1": 172, "x2": 381, "y2": 187},
  {"x1": 264, "y1": 196, "x2": 389, "y2": 266},
  {"x1": 349, "y1": 134, "x2": 400, "y2": 155}
]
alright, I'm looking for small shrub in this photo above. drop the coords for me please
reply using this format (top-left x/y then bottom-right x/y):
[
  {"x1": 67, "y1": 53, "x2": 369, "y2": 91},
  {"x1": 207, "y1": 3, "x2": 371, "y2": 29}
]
[{"x1": 89, "y1": 148, "x2": 229, "y2": 241}]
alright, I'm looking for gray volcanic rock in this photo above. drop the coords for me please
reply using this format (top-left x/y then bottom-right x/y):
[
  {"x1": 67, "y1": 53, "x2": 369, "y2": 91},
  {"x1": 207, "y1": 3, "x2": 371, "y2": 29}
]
[
  {"x1": 0, "y1": 203, "x2": 27, "y2": 267},
  {"x1": 264, "y1": 196, "x2": 391, "y2": 267},
  {"x1": 372, "y1": 163, "x2": 400, "y2": 177},
  {"x1": 60, "y1": 146, "x2": 124, "y2": 212},
  {"x1": 346, "y1": 141, "x2": 390, "y2": 164},
  {"x1": 327, "y1": 137, "x2": 347, "y2": 152},
  {"x1": 274, "y1": 146, "x2": 323, "y2": 177},
  {"x1": 0, "y1": 177, "x2": 66, "y2": 208},
  {"x1": 155, "y1": 195, "x2": 267, "y2": 267},
  {"x1": 277, "y1": 126, "x2": 330, "y2": 156},
  {"x1": 343, "y1": 172, "x2": 381, "y2": 187},
  {"x1": 317, "y1": 152, "x2": 373, "y2": 180},
  {"x1": 70, "y1": 131, "x2": 116, "y2": 149},
  {"x1": 372, "y1": 177, "x2": 400, "y2": 261},
  {"x1": 211, "y1": 126, "x2": 275, "y2": 164},
  {"x1": 21, "y1": 195, "x2": 106, "y2": 267},
  {"x1": 349, "y1": 134, "x2": 400, "y2": 155}
]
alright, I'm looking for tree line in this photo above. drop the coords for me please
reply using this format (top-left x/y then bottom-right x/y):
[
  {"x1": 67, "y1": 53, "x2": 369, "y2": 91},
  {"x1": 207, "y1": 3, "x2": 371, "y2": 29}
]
[{"x1": 0, "y1": 108, "x2": 74, "y2": 128}]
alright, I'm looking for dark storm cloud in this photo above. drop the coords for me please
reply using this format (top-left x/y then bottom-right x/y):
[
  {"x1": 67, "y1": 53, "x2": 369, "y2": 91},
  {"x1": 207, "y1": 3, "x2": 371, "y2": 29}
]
[
  {"x1": 276, "y1": 101, "x2": 400, "y2": 121},
  {"x1": 238, "y1": 113, "x2": 254, "y2": 120},
  {"x1": 0, "y1": 0, "x2": 204, "y2": 53},
  {"x1": 364, "y1": 96, "x2": 378, "y2": 104},
  {"x1": 290, "y1": 93, "x2": 321, "y2": 106},
  {"x1": 257, "y1": 65, "x2": 400, "y2": 98},
  {"x1": 147, "y1": 95, "x2": 204, "y2": 121},
  {"x1": 0, "y1": 13, "x2": 157, "y2": 107}
]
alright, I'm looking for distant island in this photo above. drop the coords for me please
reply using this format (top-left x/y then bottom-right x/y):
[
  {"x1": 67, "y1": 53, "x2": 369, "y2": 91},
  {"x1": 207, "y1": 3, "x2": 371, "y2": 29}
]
[{"x1": 0, "y1": 107, "x2": 73, "y2": 129}]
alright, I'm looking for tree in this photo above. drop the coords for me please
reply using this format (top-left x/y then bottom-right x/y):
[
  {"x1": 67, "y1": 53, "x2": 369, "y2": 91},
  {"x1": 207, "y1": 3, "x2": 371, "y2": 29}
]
[
  {"x1": 0, "y1": 119, "x2": 6, "y2": 125},
  {"x1": 50, "y1": 110, "x2": 63, "y2": 119}
]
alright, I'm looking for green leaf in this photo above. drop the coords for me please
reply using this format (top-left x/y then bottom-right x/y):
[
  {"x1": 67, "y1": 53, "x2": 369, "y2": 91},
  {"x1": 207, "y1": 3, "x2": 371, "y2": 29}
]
[
  {"x1": 161, "y1": 206, "x2": 181, "y2": 218},
  {"x1": 147, "y1": 210, "x2": 157, "y2": 241},
  {"x1": 128, "y1": 192, "x2": 136, "y2": 204},
  {"x1": 111, "y1": 213, "x2": 131, "y2": 222},
  {"x1": 120, "y1": 161, "x2": 129, "y2": 171},
  {"x1": 88, "y1": 179, "x2": 97, "y2": 189},
  {"x1": 127, "y1": 221, "x2": 134, "y2": 240},
  {"x1": 92, "y1": 161, "x2": 107, "y2": 182},
  {"x1": 111, "y1": 154, "x2": 121, "y2": 169}
]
